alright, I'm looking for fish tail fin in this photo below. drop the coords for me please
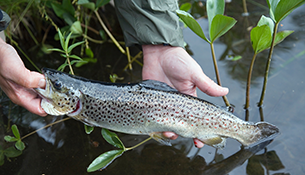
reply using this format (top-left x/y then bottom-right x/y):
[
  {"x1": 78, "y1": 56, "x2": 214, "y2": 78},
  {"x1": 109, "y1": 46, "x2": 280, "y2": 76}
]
[
  {"x1": 256, "y1": 122, "x2": 280, "y2": 139},
  {"x1": 246, "y1": 122, "x2": 279, "y2": 147}
]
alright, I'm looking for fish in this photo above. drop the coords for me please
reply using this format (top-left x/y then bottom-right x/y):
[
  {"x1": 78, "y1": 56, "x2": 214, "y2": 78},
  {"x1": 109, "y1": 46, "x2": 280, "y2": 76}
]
[{"x1": 35, "y1": 68, "x2": 279, "y2": 149}]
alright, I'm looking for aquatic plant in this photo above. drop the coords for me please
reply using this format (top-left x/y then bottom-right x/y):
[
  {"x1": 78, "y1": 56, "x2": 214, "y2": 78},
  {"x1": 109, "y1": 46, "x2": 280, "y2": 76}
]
[
  {"x1": 257, "y1": 0, "x2": 305, "y2": 107},
  {"x1": 177, "y1": 0, "x2": 236, "y2": 107}
]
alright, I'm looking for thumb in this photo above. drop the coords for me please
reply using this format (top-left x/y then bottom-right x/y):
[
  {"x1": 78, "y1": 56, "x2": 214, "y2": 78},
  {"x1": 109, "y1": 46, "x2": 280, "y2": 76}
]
[
  {"x1": 193, "y1": 73, "x2": 229, "y2": 97},
  {"x1": 10, "y1": 69, "x2": 45, "y2": 89}
]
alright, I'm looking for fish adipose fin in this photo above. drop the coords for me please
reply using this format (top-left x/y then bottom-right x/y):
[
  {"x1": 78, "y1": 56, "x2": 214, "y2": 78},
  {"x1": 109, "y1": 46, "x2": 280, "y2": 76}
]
[
  {"x1": 140, "y1": 80, "x2": 178, "y2": 92},
  {"x1": 199, "y1": 135, "x2": 227, "y2": 149},
  {"x1": 149, "y1": 132, "x2": 172, "y2": 146}
]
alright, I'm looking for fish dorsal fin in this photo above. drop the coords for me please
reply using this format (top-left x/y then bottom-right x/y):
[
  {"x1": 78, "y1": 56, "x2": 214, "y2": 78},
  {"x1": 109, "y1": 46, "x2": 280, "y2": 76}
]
[{"x1": 140, "y1": 80, "x2": 178, "y2": 92}]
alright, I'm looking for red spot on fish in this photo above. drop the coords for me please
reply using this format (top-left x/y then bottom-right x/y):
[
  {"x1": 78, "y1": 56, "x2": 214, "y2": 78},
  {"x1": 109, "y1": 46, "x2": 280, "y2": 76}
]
[
  {"x1": 206, "y1": 119, "x2": 209, "y2": 121},
  {"x1": 191, "y1": 124, "x2": 193, "y2": 126},
  {"x1": 191, "y1": 115, "x2": 193, "y2": 117},
  {"x1": 182, "y1": 122, "x2": 184, "y2": 124},
  {"x1": 175, "y1": 111, "x2": 179, "y2": 114},
  {"x1": 215, "y1": 127, "x2": 217, "y2": 129},
  {"x1": 166, "y1": 118, "x2": 168, "y2": 120}
]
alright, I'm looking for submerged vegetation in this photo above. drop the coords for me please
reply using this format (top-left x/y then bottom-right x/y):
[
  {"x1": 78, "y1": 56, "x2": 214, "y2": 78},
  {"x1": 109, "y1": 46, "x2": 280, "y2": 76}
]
[{"x1": 0, "y1": 0, "x2": 304, "y2": 173}]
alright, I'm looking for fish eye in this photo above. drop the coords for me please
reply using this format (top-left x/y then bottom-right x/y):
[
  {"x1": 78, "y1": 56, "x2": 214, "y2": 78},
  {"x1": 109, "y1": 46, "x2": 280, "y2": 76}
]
[{"x1": 53, "y1": 80, "x2": 62, "y2": 90}]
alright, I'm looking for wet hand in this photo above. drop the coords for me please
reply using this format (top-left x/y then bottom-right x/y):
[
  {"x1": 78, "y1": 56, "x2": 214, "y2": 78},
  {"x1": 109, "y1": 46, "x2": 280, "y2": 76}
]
[
  {"x1": 0, "y1": 38, "x2": 47, "y2": 116},
  {"x1": 142, "y1": 45, "x2": 229, "y2": 148}
]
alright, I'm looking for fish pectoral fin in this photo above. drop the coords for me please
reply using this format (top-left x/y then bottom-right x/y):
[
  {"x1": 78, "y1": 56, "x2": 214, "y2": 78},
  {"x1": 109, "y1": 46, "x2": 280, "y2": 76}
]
[
  {"x1": 149, "y1": 132, "x2": 172, "y2": 146},
  {"x1": 199, "y1": 135, "x2": 226, "y2": 149}
]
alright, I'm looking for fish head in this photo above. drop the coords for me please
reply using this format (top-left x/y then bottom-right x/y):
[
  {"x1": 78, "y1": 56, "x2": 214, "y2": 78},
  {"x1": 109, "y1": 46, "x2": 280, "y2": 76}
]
[{"x1": 35, "y1": 68, "x2": 82, "y2": 116}]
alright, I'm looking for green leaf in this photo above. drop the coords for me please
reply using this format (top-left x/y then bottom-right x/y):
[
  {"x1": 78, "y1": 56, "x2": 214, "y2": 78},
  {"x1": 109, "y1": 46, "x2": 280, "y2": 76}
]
[
  {"x1": 63, "y1": 12, "x2": 76, "y2": 26},
  {"x1": 257, "y1": 15, "x2": 274, "y2": 36},
  {"x1": 87, "y1": 150, "x2": 124, "y2": 172},
  {"x1": 250, "y1": 25, "x2": 272, "y2": 53},
  {"x1": 85, "y1": 47, "x2": 94, "y2": 58},
  {"x1": 101, "y1": 129, "x2": 124, "y2": 149},
  {"x1": 51, "y1": 3, "x2": 65, "y2": 18},
  {"x1": 58, "y1": 30, "x2": 65, "y2": 52},
  {"x1": 11, "y1": 125, "x2": 20, "y2": 140},
  {"x1": 64, "y1": 32, "x2": 73, "y2": 52},
  {"x1": 15, "y1": 140, "x2": 25, "y2": 151},
  {"x1": 180, "y1": 3, "x2": 192, "y2": 11},
  {"x1": 176, "y1": 10, "x2": 209, "y2": 42},
  {"x1": 274, "y1": 0, "x2": 305, "y2": 22},
  {"x1": 67, "y1": 41, "x2": 85, "y2": 53},
  {"x1": 75, "y1": 60, "x2": 89, "y2": 67},
  {"x1": 274, "y1": 30, "x2": 294, "y2": 45},
  {"x1": 96, "y1": 0, "x2": 111, "y2": 9},
  {"x1": 84, "y1": 124, "x2": 94, "y2": 134},
  {"x1": 4, "y1": 147, "x2": 22, "y2": 158},
  {"x1": 207, "y1": 0, "x2": 225, "y2": 32},
  {"x1": 57, "y1": 63, "x2": 68, "y2": 71},
  {"x1": 48, "y1": 48, "x2": 65, "y2": 53},
  {"x1": 75, "y1": 58, "x2": 97, "y2": 67},
  {"x1": 210, "y1": 14, "x2": 236, "y2": 42},
  {"x1": 62, "y1": 0, "x2": 75, "y2": 16},
  {"x1": 77, "y1": 0, "x2": 95, "y2": 10},
  {"x1": 69, "y1": 54, "x2": 83, "y2": 60},
  {"x1": 267, "y1": 0, "x2": 280, "y2": 21},
  {"x1": 4, "y1": 136, "x2": 18, "y2": 142},
  {"x1": 51, "y1": 0, "x2": 75, "y2": 18},
  {"x1": 70, "y1": 21, "x2": 83, "y2": 35},
  {"x1": 99, "y1": 30, "x2": 106, "y2": 40},
  {"x1": 229, "y1": 55, "x2": 242, "y2": 61},
  {"x1": 70, "y1": 60, "x2": 82, "y2": 66}
]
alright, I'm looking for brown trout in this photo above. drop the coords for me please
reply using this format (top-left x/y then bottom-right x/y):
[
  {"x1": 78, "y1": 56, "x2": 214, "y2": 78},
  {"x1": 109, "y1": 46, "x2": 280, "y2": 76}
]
[{"x1": 35, "y1": 68, "x2": 279, "y2": 149}]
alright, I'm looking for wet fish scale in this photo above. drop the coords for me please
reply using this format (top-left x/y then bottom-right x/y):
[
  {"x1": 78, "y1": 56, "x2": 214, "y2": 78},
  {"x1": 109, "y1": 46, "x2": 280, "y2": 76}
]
[{"x1": 35, "y1": 68, "x2": 279, "y2": 149}]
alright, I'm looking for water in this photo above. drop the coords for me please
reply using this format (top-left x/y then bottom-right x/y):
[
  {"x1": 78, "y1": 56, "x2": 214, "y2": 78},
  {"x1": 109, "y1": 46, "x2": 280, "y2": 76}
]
[{"x1": 1, "y1": 1, "x2": 305, "y2": 175}]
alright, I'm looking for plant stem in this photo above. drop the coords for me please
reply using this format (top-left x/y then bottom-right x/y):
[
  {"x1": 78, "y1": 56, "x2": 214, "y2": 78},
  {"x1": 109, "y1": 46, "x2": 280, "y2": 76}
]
[
  {"x1": 210, "y1": 43, "x2": 230, "y2": 106},
  {"x1": 125, "y1": 137, "x2": 152, "y2": 151},
  {"x1": 123, "y1": 51, "x2": 143, "y2": 70},
  {"x1": 258, "y1": 22, "x2": 279, "y2": 107},
  {"x1": 94, "y1": 10, "x2": 125, "y2": 54},
  {"x1": 245, "y1": 52, "x2": 258, "y2": 109},
  {"x1": 126, "y1": 47, "x2": 132, "y2": 70},
  {"x1": 66, "y1": 52, "x2": 74, "y2": 75},
  {"x1": 242, "y1": 0, "x2": 248, "y2": 15},
  {"x1": 82, "y1": 34, "x2": 104, "y2": 44},
  {"x1": 21, "y1": 117, "x2": 71, "y2": 140}
]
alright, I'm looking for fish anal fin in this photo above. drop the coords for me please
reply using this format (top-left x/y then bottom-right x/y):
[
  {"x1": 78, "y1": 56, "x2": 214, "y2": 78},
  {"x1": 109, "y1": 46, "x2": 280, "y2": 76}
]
[
  {"x1": 199, "y1": 135, "x2": 226, "y2": 149},
  {"x1": 149, "y1": 132, "x2": 172, "y2": 146}
]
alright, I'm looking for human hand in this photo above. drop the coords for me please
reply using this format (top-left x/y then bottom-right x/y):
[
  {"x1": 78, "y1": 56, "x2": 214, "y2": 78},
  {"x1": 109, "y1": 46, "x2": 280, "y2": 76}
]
[
  {"x1": 0, "y1": 38, "x2": 47, "y2": 116},
  {"x1": 142, "y1": 45, "x2": 229, "y2": 148}
]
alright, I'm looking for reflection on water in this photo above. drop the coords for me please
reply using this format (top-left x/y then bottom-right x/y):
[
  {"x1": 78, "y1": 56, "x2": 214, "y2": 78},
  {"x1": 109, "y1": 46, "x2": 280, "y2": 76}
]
[{"x1": 1, "y1": 1, "x2": 305, "y2": 174}]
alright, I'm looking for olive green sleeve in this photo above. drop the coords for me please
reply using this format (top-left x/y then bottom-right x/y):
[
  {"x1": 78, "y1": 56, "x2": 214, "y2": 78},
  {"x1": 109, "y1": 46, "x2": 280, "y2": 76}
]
[
  {"x1": 113, "y1": 0, "x2": 185, "y2": 48},
  {"x1": 0, "y1": 9, "x2": 10, "y2": 32}
]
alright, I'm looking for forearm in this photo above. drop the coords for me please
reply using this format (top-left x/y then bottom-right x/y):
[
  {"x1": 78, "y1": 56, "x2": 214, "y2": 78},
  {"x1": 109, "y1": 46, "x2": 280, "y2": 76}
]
[{"x1": 113, "y1": 0, "x2": 184, "y2": 48}]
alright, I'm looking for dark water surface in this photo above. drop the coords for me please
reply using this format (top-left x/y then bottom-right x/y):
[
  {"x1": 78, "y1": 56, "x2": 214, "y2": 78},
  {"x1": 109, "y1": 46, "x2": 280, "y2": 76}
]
[{"x1": 1, "y1": 1, "x2": 305, "y2": 175}]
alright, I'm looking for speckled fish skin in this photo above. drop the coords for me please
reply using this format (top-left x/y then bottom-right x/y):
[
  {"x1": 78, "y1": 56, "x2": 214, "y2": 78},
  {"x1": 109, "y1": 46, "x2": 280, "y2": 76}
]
[{"x1": 35, "y1": 68, "x2": 279, "y2": 149}]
